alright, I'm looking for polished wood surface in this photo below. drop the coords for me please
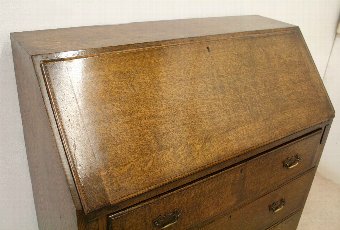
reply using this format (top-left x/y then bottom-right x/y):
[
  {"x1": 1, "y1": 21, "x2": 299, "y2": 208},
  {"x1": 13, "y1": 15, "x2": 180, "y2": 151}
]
[
  {"x1": 268, "y1": 210, "x2": 303, "y2": 230},
  {"x1": 11, "y1": 16, "x2": 334, "y2": 229},
  {"x1": 108, "y1": 131, "x2": 321, "y2": 229},
  {"x1": 11, "y1": 34, "x2": 78, "y2": 229},
  {"x1": 40, "y1": 26, "x2": 333, "y2": 213},
  {"x1": 10, "y1": 15, "x2": 293, "y2": 55},
  {"x1": 197, "y1": 169, "x2": 315, "y2": 230}
]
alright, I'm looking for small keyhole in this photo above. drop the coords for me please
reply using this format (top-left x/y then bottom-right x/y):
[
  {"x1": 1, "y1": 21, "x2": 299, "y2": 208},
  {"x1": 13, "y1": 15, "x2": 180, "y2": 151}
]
[{"x1": 206, "y1": 46, "x2": 210, "y2": 52}]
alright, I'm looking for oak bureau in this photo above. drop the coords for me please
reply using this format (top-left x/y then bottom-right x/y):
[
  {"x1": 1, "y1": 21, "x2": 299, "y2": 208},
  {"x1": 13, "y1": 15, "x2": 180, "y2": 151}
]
[{"x1": 11, "y1": 16, "x2": 334, "y2": 230}]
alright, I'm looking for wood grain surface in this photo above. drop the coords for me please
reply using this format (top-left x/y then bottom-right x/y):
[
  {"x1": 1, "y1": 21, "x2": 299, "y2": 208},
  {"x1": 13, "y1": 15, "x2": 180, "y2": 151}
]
[
  {"x1": 40, "y1": 27, "x2": 333, "y2": 213},
  {"x1": 11, "y1": 32, "x2": 78, "y2": 230},
  {"x1": 197, "y1": 169, "x2": 315, "y2": 230},
  {"x1": 268, "y1": 210, "x2": 303, "y2": 230},
  {"x1": 10, "y1": 15, "x2": 293, "y2": 55},
  {"x1": 11, "y1": 16, "x2": 334, "y2": 229},
  {"x1": 108, "y1": 131, "x2": 321, "y2": 229}
]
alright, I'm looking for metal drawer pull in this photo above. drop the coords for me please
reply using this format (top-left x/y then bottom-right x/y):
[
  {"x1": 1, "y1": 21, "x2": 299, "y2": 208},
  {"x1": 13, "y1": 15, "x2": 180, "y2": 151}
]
[
  {"x1": 153, "y1": 210, "x2": 181, "y2": 229},
  {"x1": 269, "y1": 198, "x2": 286, "y2": 213},
  {"x1": 283, "y1": 154, "x2": 301, "y2": 169}
]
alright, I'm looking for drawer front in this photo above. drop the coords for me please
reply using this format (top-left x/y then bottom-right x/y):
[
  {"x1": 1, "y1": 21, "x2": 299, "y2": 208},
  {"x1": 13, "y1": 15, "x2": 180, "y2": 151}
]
[
  {"x1": 242, "y1": 130, "x2": 321, "y2": 200},
  {"x1": 108, "y1": 131, "x2": 321, "y2": 230},
  {"x1": 267, "y1": 210, "x2": 303, "y2": 230},
  {"x1": 197, "y1": 170, "x2": 314, "y2": 230}
]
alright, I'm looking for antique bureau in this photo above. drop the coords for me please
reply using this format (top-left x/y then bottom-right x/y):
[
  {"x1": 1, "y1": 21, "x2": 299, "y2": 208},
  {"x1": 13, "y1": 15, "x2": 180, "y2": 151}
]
[{"x1": 11, "y1": 16, "x2": 334, "y2": 230}]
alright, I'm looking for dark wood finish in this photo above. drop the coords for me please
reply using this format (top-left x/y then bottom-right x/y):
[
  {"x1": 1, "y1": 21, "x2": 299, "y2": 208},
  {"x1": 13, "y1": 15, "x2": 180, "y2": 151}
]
[
  {"x1": 37, "y1": 24, "x2": 333, "y2": 214},
  {"x1": 268, "y1": 210, "x2": 303, "y2": 230},
  {"x1": 87, "y1": 120, "x2": 330, "y2": 221},
  {"x1": 77, "y1": 211, "x2": 87, "y2": 230},
  {"x1": 11, "y1": 16, "x2": 334, "y2": 229},
  {"x1": 108, "y1": 130, "x2": 321, "y2": 229},
  {"x1": 11, "y1": 15, "x2": 294, "y2": 55},
  {"x1": 11, "y1": 33, "x2": 78, "y2": 230},
  {"x1": 197, "y1": 169, "x2": 315, "y2": 230}
]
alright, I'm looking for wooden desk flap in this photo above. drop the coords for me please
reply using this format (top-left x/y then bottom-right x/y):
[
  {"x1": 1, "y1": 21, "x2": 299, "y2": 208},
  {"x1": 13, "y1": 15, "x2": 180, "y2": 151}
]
[{"x1": 13, "y1": 17, "x2": 334, "y2": 213}]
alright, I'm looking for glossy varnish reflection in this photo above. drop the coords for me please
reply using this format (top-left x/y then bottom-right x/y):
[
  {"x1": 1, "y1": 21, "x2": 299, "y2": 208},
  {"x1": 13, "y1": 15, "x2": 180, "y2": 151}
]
[
  {"x1": 11, "y1": 16, "x2": 334, "y2": 229},
  {"x1": 41, "y1": 28, "x2": 333, "y2": 213}
]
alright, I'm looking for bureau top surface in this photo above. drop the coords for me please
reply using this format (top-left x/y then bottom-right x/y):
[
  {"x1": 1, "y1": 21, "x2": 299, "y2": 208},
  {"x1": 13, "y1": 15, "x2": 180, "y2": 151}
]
[
  {"x1": 11, "y1": 16, "x2": 334, "y2": 214},
  {"x1": 11, "y1": 15, "x2": 293, "y2": 55}
]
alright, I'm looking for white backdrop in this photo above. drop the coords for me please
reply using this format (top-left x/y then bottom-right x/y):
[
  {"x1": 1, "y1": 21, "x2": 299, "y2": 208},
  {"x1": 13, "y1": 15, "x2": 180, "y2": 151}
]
[
  {"x1": 0, "y1": 1, "x2": 339, "y2": 229},
  {"x1": 319, "y1": 35, "x2": 340, "y2": 184}
]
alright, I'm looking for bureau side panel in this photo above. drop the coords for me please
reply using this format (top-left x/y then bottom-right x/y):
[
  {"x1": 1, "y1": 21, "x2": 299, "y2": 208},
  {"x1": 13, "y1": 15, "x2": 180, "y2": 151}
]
[
  {"x1": 11, "y1": 39, "x2": 78, "y2": 230},
  {"x1": 313, "y1": 121, "x2": 333, "y2": 166}
]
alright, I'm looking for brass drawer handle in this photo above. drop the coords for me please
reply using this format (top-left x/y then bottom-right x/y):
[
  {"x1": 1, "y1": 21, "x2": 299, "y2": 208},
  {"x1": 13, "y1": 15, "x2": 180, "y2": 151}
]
[
  {"x1": 153, "y1": 210, "x2": 181, "y2": 229},
  {"x1": 283, "y1": 154, "x2": 301, "y2": 169},
  {"x1": 269, "y1": 198, "x2": 285, "y2": 213}
]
